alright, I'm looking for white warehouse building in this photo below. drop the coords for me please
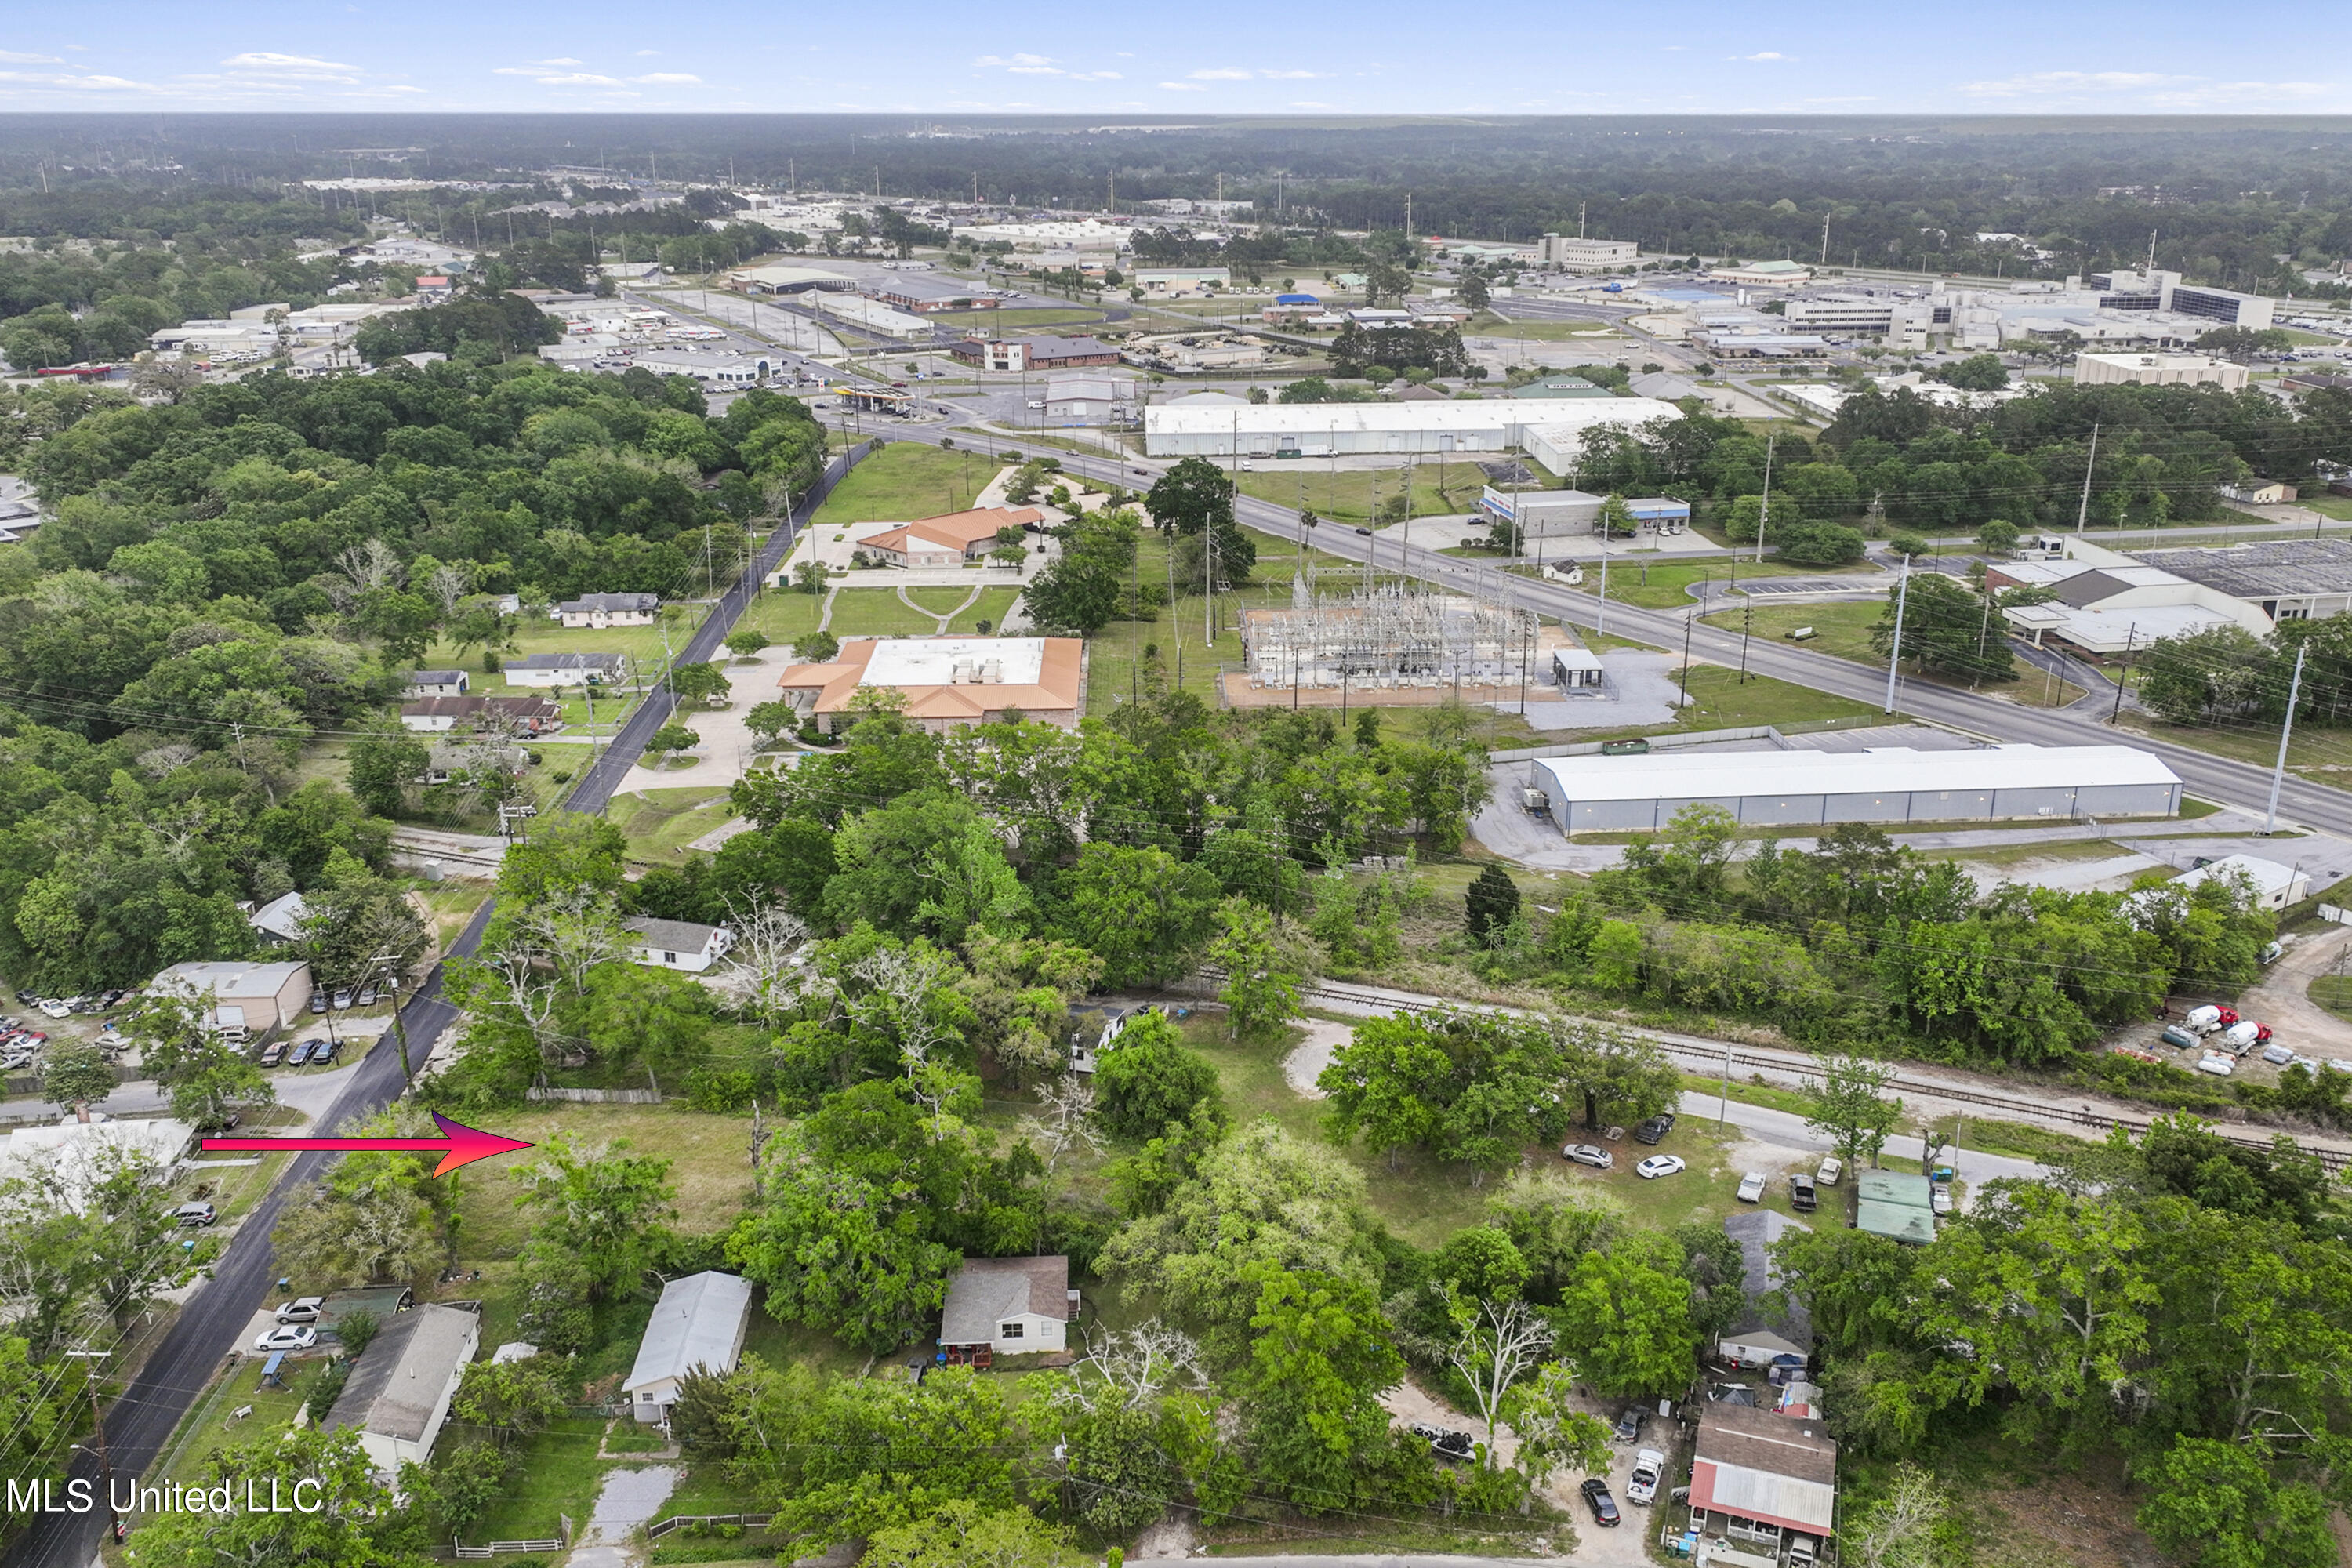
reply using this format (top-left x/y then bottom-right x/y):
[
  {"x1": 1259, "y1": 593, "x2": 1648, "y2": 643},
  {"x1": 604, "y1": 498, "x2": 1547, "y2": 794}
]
[
  {"x1": 1529, "y1": 744, "x2": 2182, "y2": 834},
  {"x1": 1142, "y1": 397, "x2": 1682, "y2": 467}
]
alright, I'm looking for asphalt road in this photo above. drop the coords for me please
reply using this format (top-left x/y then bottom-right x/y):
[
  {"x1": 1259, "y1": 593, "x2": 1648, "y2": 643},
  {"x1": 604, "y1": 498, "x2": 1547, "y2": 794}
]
[{"x1": 1, "y1": 452, "x2": 863, "y2": 1568}]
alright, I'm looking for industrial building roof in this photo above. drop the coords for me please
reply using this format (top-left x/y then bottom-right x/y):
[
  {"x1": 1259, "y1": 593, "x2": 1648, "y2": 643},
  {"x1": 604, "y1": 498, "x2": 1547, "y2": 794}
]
[
  {"x1": 1144, "y1": 397, "x2": 1683, "y2": 439},
  {"x1": 154, "y1": 960, "x2": 309, "y2": 1000},
  {"x1": 1533, "y1": 744, "x2": 2180, "y2": 803},
  {"x1": 2174, "y1": 854, "x2": 2305, "y2": 899},
  {"x1": 2130, "y1": 538, "x2": 2352, "y2": 599},
  {"x1": 626, "y1": 1272, "x2": 753, "y2": 1393}
]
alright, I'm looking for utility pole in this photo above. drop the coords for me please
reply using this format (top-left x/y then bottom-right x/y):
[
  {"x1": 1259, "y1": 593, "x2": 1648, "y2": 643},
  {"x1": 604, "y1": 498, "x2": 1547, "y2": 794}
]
[
  {"x1": 1882, "y1": 554, "x2": 1913, "y2": 713},
  {"x1": 2266, "y1": 641, "x2": 2308, "y2": 834},
  {"x1": 1755, "y1": 432, "x2": 1777, "y2": 564},
  {"x1": 65, "y1": 1348, "x2": 117, "y2": 1542},
  {"x1": 372, "y1": 953, "x2": 417, "y2": 1085},
  {"x1": 2074, "y1": 423, "x2": 2100, "y2": 533},
  {"x1": 2111, "y1": 625, "x2": 2138, "y2": 722},
  {"x1": 1821, "y1": 210, "x2": 1831, "y2": 266}
]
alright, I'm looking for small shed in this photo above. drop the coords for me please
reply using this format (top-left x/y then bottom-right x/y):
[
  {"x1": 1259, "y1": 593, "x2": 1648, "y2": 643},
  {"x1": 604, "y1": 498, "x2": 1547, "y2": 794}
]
[
  {"x1": 1854, "y1": 1171, "x2": 1936, "y2": 1245},
  {"x1": 624, "y1": 1271, "x2": 754, "y2": 1425},
  {"x1": 1551, "y1": 647, "x2": 1605, "y2": 689},
  {"x1": 938, "y1": 1255, "x2": 1077, "y2": 1363}
]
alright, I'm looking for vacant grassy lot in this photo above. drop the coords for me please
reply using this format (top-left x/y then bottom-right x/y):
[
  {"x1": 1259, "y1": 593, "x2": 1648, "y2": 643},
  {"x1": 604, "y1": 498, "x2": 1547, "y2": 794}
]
[
  {"x1": 1581, "y1": 557, "x2": 1881, "y2": 612},
  {"x1": 452, "y1": 1103, "x2": 762, "y2": 1261},
  {"x1": 1236, "y1": 460, "x2": 1493, "y2": 523},
  {"x1": 604, "y1": 787, "x2": 737, "y2": 862},
  {"x1": 729, "y1": 585, "x2": 826, "y2": 649},
  {"x1": 928, "y1": 306, "x2": 1109, "y2": 331},
  {"x1": 1700, "y1": 597, "x2": 1882, "y2": 664},
  {"x1": 811, "y1": 442, "x2": 998, "y2": 527},
  {"x1": 2116, "y1": 709, "x2": 2352, "y2": 779}
]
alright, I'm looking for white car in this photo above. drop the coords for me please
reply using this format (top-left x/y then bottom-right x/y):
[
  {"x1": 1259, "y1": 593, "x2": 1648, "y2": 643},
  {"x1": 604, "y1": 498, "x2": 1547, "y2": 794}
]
[
  {"x1": 1931, "y1": 1185, "x2": 1955, "y2": 1215},
  {"x1": 276, "y1": 1297, "x2": 325, "y2": 1323},
  {"x1": 2197, "y1": 1051, "x2": 2236, "y2": 1077},
  {"x1": 35, "y1": 1000, "x2": 70, "y2": 1019},
  {"x1": 1626, "y1": 1447, "x2": 1666, "y2": 1506},
  {"x1": 254, "y1": 1325, "x2": 318, "y2": 1353},
  {"x1": 1563, "y1": 1144, "x2": 1613, "y2": 1170},
  {"x1": 1635, "y1": 1155, "x2": 1687, "y2": 1180},
  {"x1": 1736, "y1": 1171, "x2": 1767, "y2": 1203},
  {"x1": 1816, "y1": 1156, "x2": 1843, "y2": 1185}
]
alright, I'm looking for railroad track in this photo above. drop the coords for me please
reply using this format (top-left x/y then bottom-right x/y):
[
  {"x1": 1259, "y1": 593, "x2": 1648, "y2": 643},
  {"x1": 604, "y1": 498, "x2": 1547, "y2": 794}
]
[{"x1": 1277, "y1": 977, "x2": 2352, "y2": 1174}]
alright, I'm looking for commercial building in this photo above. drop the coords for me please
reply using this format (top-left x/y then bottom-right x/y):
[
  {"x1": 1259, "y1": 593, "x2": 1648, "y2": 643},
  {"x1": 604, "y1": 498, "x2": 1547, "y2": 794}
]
[
  {"x1": 625, "y1": 1272, "x2": 753, "y2": 1424},
  {"x1": 838, "y1": 506, "x2": 1044, "y2": 569},
  {"x1": 1527, "y1": 744, "x2": 2183, "y2": 833},
  {"x1": 1689, "y1": 1403, "x2": 1838, "y2": 1564},
  {"x1": 2220, "y1": 479, "x2": 2299, "y2": 505},
  {"x1": 951, "y1": 218, "x2": 1128, "y2": 252},
  {"x1": 2172, "y1": 853, "x2": 2310, "y2": 911},
  {"x1": 809, "y1": 293, "x2": 935, "y2": 341},
  {"x1": 865, "y1": 274, "x2": 997, "y2": 314},
  {"x1": 776, "y1": 636, "x2": 1084, "y2": 734},
  {"x1": 1538, "y1": 234, "x2": 1639, "y2": 271},
  {"x1": 1134, "y1": 267, "x2": 1230, "y2": 298},
  {"x1": 154, "y1": 960, "x2": 314, "y2": 1033},
  {"x1": 2129, "y1": 537, "x2": 2352, "y2": 622},
  {"x1": 2074, "y1": 352, "x2": 2249, "y2": 391},
  {"x1": 1142, "y1": 397, "x2": 1683, "y2": 464},
  {"x1": 321, "y1": 1303, "x2": 481, "y2": 1475},
  {"x1": 1044, "y1": 373, "x2": 1125, "y2": 422},
  {"x1": 503, "y1": 652, "x2": 627, "y2": 688},
  {"x1": 1710, "y1": 259, "x2": 1813, "y2": 287},
  {"x1": 726, "y1": 264, "x2": 853, "y2": 296},
  {"x1": 948, "y1": 335, "x2": 1118, "y2": 372},
  {"x1": 938, "y1": 1255, "x2": 1079, "y2": 1363},
  {"x1": 630, "y1": 350, "x2": 777, "y2": 387},
  {"x1": 1477, "y1": 485, "x2": 1690, "y2": 539},
  {"x1": 1989, "y1": 547, "x2": 2274, "y2": 655},
  {"x1": 1507, "y1": 373, "x2": 1615, "y2": 400},
  {"x1": 557, "y1": 592, "x2": 660, "y2": 628},
  {"x1": 623, "y1": 917, "x2": 735, "y2": 973}
]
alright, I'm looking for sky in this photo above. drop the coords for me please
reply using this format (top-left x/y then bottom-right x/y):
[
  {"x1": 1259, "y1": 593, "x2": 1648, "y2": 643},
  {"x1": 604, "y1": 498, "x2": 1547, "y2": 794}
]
[{"x1": 0, "y1": 1, "x2": 2347, "y2": 117}]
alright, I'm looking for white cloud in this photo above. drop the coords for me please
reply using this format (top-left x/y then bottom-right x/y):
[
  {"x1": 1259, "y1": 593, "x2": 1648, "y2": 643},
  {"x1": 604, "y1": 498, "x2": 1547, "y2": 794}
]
[
  {"x1": 1160, "y1": 82, "x2": 1207, "y2": 91},
  {"x1": 633, "y1": 49, "x2": 660, "y2": 56},
  {"x1": 0, "y1": 51, "x2": 64, "y2": 64},
  {"x1": 975, "y1": 53, "x2": 1056, "y2": 68},
  {"x1": 1009, "y1": 64, "x2": 1064, "y2": 75},
  {"x1": 493, "y1": 66, "x2": 624, "y2": 85},
  {"x1": 1737, "y1": 52, "x2": 1788, "y2": 61},
  {"x1": 633, "y1": 72, "x2": 700, "y2": 84},
  {"x1": 0, "y1": 71, "x2": 161, "y2": 92},
  {"x1": 1189, "y1": 67, "x2": 1254, "y2": 80},
  {"x1": 221, "y1": 51, "x2": 358, "y2": 71}
]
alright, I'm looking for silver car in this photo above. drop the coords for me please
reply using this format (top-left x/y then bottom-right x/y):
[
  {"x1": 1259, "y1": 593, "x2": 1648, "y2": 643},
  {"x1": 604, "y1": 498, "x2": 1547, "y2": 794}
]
[{"x1": 1563, "y1": 1143, "x2": 1613, "y2": 1171}]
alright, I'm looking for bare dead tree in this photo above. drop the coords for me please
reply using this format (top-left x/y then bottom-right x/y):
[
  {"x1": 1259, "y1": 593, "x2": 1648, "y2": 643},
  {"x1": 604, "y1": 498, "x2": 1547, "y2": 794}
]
[
  {"x1": 1444, "y1": 1295, "x2": 1555, "y2": 1441},
  {"x1": 1051, "y1": 1319, "x2": 1210, "y2": 1416},
  {"x1": 1021, "y1": 1071, "x2": 1105, "y2": 1174},
  {"x1": 717, "y1": 900, "x2": 814, "y2": 1026},
  {"x1": 336, "y1": 537, "x2": 406, "y2": 597},
  {"x1": 424, "y1": 561, "x2": 474, "y2": 617}
]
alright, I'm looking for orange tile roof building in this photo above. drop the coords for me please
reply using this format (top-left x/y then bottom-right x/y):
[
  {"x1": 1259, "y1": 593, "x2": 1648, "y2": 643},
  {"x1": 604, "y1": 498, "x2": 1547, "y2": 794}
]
[
  {"x1": 845, "y1": 506, "x2": 1044, "y2": 570},
  {"x1": 777, "y1": 636, "x2": 1085, "y2": 734}
]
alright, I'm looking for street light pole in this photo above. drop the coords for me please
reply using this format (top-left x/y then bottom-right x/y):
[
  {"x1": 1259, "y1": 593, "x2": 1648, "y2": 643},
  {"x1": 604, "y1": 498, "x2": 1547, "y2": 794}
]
[{"x1": 1882, "y1": 554, "x2": 1913, "y2": 713}]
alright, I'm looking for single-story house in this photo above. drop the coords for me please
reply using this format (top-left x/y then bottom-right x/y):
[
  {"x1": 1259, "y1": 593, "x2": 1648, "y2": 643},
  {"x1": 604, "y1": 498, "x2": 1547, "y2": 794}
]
[
  {"x1": 1688, "y1": 1401, "x2": 1838, "y2": 1563},
  {"x1": 404, "y1": 669, "x2": 470, "y2": 697},
  {"x1": 153, "y1": 959, "x2": 314, "y2": 1033},
  {"x1": 399, "y1": 695, "x2": 564, "y2": 735},
  {"x1": 846, "y1": 506, "x2": 1045, "y2": 571},
  {"x1": 623, "y1": 917, "x2": 734, "y2": 974},
  {"x1": 246, "y1": 891, "x2": 309, "y2": 946},
  {"x1": 0, "y1": 1118, "x2": 194, "y2": 1207},
  {"x1": 319, "y1": 1285, "x2": 416, "y2": 1341},
  {"x1": 938, "y1": 1254, "x2": 1078, "y2": 1363},
  {"x1": 321, "y1": 1302, "x2": 480, "y2": 1475},
  {"x1": 624, "y1": 1271, "x2": 755, "y2": 1425},
  {"x1": 2172, "y1": 852, "x2": 2310, "y2": 911},
  {"x1": 776, "y1": 636, "x2": 1085, "y2": 735},
  {"x1": 503, "y1": 652, "x2": 628, "y2": 688},
  {"x1": 555, "y1": 593, "x2": 661, "y2": 629},
  {"x1": 1718, "y1": 1210, "x2": 1812, "y2": 1370}
]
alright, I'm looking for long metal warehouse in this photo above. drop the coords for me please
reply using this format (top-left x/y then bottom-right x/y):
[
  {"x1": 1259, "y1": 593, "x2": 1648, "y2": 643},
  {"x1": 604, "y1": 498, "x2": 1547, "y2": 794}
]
[
  {"x1": 1142, "y1": 397, "x2": 1683, "y2": 463},
  {"x1": 1529, "y1": 744, "x2": 2182, "y2": 833}
]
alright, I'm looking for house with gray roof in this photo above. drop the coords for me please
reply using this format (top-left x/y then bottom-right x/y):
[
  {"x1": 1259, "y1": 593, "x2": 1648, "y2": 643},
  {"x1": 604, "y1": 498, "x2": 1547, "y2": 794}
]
[
  {"x1": 321, "y1": 1302, "x2": 480, "y2": 1475},
  {"x1": 503, "y1": 652, "x2": 628, "y2": 688},
  {"x1": 405, "y1": 669, "x2": 470, "y2": 697},
  {"x1": 555, "y1": 592, "x2": 661, "y2": 629},
  {"x1": 625, "y1": 1271, "x2": 753, "y2": 1425},
  {"x1": 623, "y1": 917, "x2": 733, "y2": 974},
  {"x1": 938, "y1": 1254, "x2": 1077, "y2": 1363},
  {"x1": 1719, "y1": 1209, "x2": 1811, "y2": 1369}
]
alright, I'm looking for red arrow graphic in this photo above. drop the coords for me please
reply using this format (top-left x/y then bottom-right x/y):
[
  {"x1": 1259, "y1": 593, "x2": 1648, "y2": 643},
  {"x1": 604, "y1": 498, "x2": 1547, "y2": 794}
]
[{"x1": 201, "y1": 1112, "x2": 535, "y2": 1178}]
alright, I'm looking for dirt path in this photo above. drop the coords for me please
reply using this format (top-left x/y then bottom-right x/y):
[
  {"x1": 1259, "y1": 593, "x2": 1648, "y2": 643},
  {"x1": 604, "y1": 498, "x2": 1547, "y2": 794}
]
[
  {"x1": 2238, "y1": 924, "x2": 2352, "y2": 1065},
  {"x1": 1280, "y1": 1018, "x2": 1355, "y2": 1098}
]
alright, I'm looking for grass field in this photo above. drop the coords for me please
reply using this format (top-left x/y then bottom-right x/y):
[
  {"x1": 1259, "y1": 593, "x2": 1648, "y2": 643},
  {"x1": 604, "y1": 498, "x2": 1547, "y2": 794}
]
[
  {"x1": 949, "y1": 586, "x2": 1022, "y2": 633},
  {"x1": 906, "y1": 586, "x2": 978, "y2": 616},
  {"x1": 452, "y1": 1103, "x2": 762, "y2": 1260},
  {"x1": 927, "y1": 306, "x2": 1109, "y2": 331},
  {"x1": 1581, "y1": 557, "x2": 1881, "y2": 612},
  {"x1": 728, "y1": 585, "x2": 826, "y2": 649},
  {"x1": 2114, "y1": 708, "x2": 2352, "y2": 778},
  {"x1": 1668, "y1": 663, "x2": 1880, "y2": 731},
  {"x1": 603, "y1": 787, "x2": 737, "y2": 862},
  {"x1": 811, "y1": 442, "x2": 998, "y2": 527},
  {"x1": 2311, "y1": 974, "x2": 2352, "y2": 1022},
  {"x1": 1236, "y1": 461, "x2": 1492, "y2": 524},
  {"x1": 828, "y1": 587, "x2": 950, "y2": 637},
  {"x1": 1700, "y1": 597, "x2": 1882, "y2": 664}
]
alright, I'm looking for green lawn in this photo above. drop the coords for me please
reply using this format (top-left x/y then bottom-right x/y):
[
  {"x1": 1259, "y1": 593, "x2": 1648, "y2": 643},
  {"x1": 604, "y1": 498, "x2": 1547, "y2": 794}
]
[
  {"x1": 811, "y1": 442, "x2": 1000, "y2": 527},
  {"x1": 905, "y1": 586, "x2": 979, "y2": 616},
  {"x1": 949, "y1": 586, "x2": 1022, "y2": 633},
  {"x1": 829, "y1": 588, "x2": 950, "y2": 637},
  {"x1": 1237, "y1": 461, "x2": 1491, "y2": 524},
  {"x1": 2114, "y1": 709, "x2": 2352, "y2": 778},
  {"x1": 464, "y1": 1417, "x2": 617, "y2": 1544},
  {"x1": 1666, "y1": 663, "x2": 1879, "y2": 731},
  {"x1": 1579, "y1": 557, "x2": 1880, "y2": 612},
  {"x1": 729, "y1": 586, "x2": 826, "y2": 650},
  {"x1": 1467, "y1": 313, "x2": 1627, "y2": 343},
  {"x1": 1700, "y1": 597, "x2": 1883, "y2": 665},
  {"x1": 927, "y1": 306, "x2": 1109, "y2": 330},
  {"x1": 603, "y1": 787, "x2": 738, "y2": 863},
  {"x1": 158, "y1": 1357, "x2": 327, "y2": 1490}
]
